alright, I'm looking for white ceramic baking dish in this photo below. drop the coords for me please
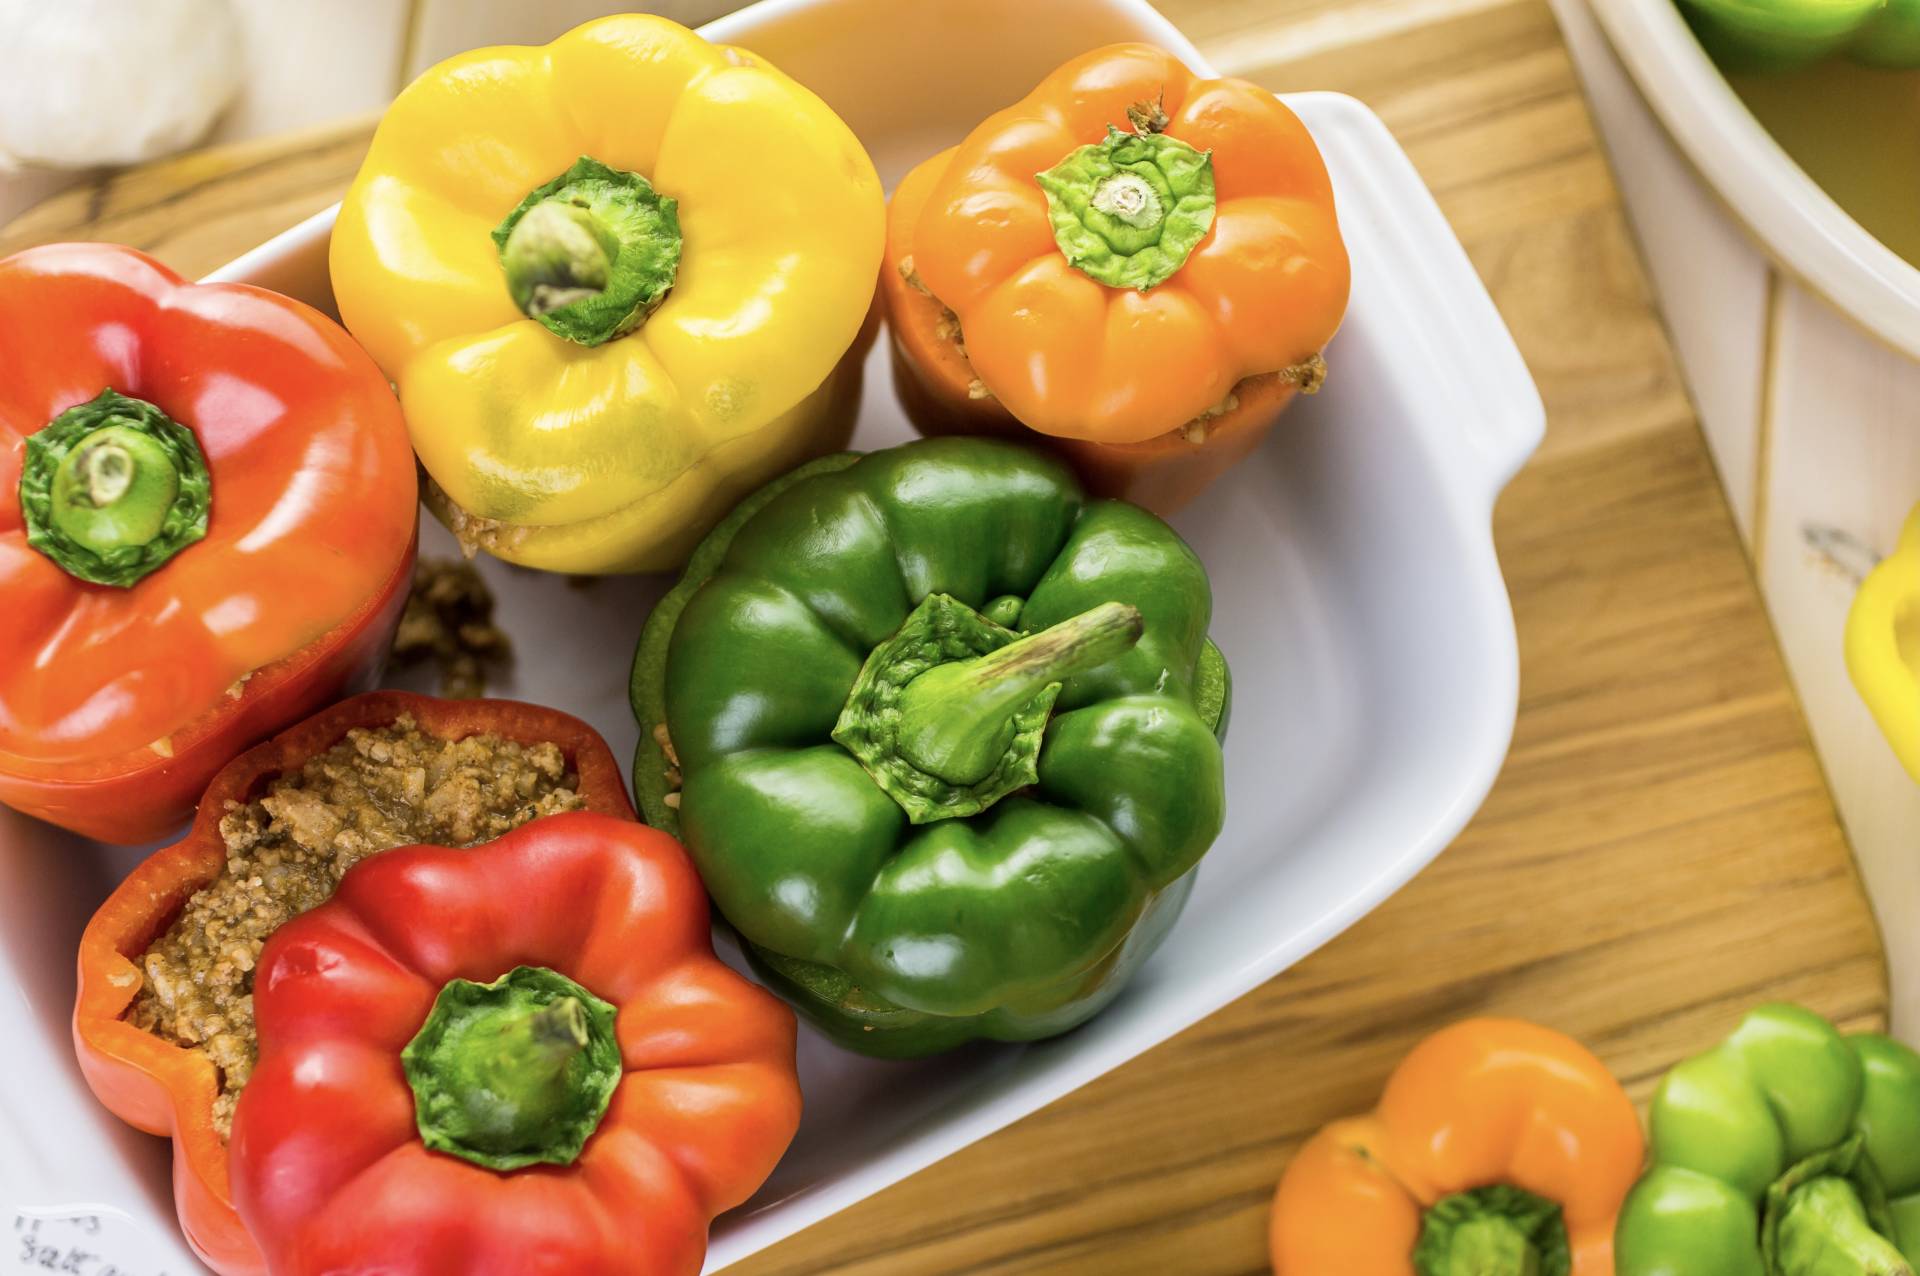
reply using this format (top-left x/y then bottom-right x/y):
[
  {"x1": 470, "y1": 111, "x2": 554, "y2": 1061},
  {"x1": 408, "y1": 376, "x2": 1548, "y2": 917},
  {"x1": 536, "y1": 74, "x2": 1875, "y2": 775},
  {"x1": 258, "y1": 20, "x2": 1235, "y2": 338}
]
[{"x1": 0, "y1": 0, "x2": 1543, "y2": 1269}]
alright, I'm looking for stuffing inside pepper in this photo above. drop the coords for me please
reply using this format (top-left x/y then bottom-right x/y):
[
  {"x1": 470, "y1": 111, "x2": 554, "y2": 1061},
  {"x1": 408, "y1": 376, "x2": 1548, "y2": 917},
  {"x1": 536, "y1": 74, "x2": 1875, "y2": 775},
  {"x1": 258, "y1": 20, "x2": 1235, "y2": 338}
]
[{"x1": 128, "y1": 715, "x2": 583, "y2": 1136}]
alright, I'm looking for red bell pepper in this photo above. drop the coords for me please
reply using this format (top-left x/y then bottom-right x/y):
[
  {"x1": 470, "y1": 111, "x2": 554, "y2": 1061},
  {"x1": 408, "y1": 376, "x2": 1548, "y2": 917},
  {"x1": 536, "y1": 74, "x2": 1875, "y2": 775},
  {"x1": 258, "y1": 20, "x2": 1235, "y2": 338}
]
[
  {"x1": 0, "y1": 242, "x2": 418, "y2": 843},
  {"x1": 230, "y1": 810, "x2": 801, "y2": 1276},
  {"x1": 75, "y1": 692, "x2": 639, "y2": 1275}
]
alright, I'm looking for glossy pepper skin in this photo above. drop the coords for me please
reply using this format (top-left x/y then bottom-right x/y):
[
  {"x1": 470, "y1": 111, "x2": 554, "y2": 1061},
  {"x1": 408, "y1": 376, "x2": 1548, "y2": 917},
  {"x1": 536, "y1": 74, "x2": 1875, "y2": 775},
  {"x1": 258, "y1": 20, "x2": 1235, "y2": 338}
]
[
  {"x1": 73, "y1": 692, "x2": 635, "y2": 1276},
  {"x1": 1616, "y1": 1003, "x2": 1920, "y2": 1276},
  {"x1": 1846, "y1": 505, "x2": 1920, "y2": 783},
  {"x1": 882, "y1": 43, "x2": 1349, "y2": 515},
  {"x1": 1271, "y1": 1019, "x2": 1644, "y2": 1276},
  {"x1": 330, "y1": 14, "x2": 884, "y2": 574},
  {"x1": 0, "y1": 243, "x2": 418, "y2": 843},
  {"x1": 1678, "y1": 0, "x2": 1920, "y2": 72},
  {"x1": 631, "y1": 437, "x2": 1230, "y2": 1058},
  {"x1": 230, "y1": 811, "x2": 800, "y2": 1276}
]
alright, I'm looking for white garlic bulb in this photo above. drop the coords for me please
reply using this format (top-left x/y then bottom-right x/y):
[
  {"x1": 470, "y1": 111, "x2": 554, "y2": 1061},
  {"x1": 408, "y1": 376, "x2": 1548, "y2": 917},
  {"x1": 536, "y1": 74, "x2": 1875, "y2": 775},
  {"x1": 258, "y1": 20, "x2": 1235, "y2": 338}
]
[{"x1": 0, "y1": 0, "x2": 242, "y2": 170}]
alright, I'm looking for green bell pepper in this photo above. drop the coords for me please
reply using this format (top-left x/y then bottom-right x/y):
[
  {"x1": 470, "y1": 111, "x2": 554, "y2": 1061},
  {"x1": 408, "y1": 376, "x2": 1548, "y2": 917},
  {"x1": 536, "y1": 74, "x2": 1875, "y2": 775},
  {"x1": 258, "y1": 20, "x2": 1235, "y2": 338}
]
[
  {"x1": 1617, "y1": 1003, "x2": 1920, "y2": 1276},
  {"x1": 1677, "y1": 0, "x2": 1920, "y2": 72},
  {"x1": 630, "y1": 438, "x2": 1230, "y2": 1058}
]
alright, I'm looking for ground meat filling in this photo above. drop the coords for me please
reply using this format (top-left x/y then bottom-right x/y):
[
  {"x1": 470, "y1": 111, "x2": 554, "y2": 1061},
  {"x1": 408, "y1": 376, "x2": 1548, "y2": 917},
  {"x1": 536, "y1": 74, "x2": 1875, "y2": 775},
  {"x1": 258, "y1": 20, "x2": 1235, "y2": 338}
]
[
  {"x1": 127, "y1": 715, "x2": 586, "y2": 1138},
  {"x1": 391, "y1": 557, "x2": 512, "y2": 699}
]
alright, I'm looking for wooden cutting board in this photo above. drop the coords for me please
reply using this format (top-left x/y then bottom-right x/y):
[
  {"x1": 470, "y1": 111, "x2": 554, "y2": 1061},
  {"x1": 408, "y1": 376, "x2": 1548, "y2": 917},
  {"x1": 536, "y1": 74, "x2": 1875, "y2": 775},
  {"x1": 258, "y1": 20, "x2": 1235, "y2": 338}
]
[{"x1": 0, "y1": 0, "x2": 1888, "y2": 1271}]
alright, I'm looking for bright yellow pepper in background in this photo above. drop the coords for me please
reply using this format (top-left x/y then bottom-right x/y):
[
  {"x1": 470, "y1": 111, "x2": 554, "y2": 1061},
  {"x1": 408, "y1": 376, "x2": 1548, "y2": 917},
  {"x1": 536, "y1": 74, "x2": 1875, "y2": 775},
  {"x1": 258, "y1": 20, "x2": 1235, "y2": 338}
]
[
  {"x1": 1847, "y1": 505, "x2": 1920, "y2": 781},
  {"x1": 330, "y1": 15, "x2": 884, "y2": 573}
]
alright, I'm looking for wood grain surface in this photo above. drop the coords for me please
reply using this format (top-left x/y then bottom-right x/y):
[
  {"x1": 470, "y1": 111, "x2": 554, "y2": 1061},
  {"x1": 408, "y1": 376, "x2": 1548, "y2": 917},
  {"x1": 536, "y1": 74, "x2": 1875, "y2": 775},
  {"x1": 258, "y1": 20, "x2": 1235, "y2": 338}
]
[{"x1": 0, "y1": 1, "x2": 1889, "y2": 1272}]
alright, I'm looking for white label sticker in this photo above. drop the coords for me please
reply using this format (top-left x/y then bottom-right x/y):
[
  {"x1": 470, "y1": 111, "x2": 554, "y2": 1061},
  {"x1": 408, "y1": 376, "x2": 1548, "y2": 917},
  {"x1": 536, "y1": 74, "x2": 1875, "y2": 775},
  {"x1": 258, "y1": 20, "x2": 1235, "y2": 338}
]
[{"x1": 9, "y1": 1210, "x2": 179, "y2": 1275}]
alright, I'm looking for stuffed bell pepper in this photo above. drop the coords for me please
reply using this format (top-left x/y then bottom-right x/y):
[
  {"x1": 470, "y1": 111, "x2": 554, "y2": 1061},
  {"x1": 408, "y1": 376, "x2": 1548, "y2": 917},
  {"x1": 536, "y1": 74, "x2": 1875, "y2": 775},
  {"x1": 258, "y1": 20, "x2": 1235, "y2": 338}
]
[
  {"x1": 0, "y1": 242, "x2": 418, "y2": 843},
  {"x1": 330, "y1": 14, "x2": 885, "y2": 574},
  {"x1": 1616, "y1": 1003, "x2": 1920, "y2": 1275},
  {"x1": 74, "y1": 691, "x2": 635, "y2": 1274},
  {"x1": 1678, "y1": 0, "x2": 1920, "y2": 72},
  {"x1": 881, "y1": 43, "x2": 1350, "y2": 514},
  {"x1": 1271, "y1": 1018, "x2": 1645, "y2": 1276},
  {"x1": 632, "y1": 437, "x2": 1230, "y2": 1057},
  {"x1": 230, "y1": 812, "x2": 801, "y2": 1276}
]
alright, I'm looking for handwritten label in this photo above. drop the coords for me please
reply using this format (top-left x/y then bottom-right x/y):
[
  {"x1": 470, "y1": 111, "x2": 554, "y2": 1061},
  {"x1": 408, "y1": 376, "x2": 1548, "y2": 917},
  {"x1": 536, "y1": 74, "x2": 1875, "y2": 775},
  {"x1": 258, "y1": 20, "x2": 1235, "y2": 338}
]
[{"x1": 11, "y1": 1211, "x2": 175, "y2": 1276}]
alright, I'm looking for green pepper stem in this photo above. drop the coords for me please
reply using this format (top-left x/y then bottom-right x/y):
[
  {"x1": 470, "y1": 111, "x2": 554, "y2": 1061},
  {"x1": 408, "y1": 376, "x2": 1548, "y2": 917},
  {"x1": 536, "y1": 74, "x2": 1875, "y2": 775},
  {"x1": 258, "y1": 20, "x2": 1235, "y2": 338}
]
[
  {"x1": 531, "y1": 996, "x2": 591, "y2": 1051},
  {"x1": 1774, "y1": 1177, "x2": 1913, "y2": 1276},
  {"x1": 1125, "y1": 96, "x2": 1170, "y2": 135},
  {"x1": 1760, "y1": 1133, "x2": 1910, "y2": 1276},
  {"x1": 19, "y1": 390, "x2": 211, "y2": 588},
  {"x1": 1412, "y1": 1186, "x2": 1571, "y2": 1276},
  {"x1": 443, "y1": 993, "x2": 588, "y2": 1145},
  {"x1": 1437, "y1": 1216, "x2": 1542, "y2": 1276},
  {"x1": 893, "y1": 601, "x2": 1142, "y2": 785},
  {"x1": 1090, "y1": 171, "x2": 1164, "y2": 228},
  {"x1": 493, "y1": 155, "x2": 681, "y2": 346},
  {"x1": 401, "y1": 966, "x2": 622, "y2": 1172},
  {"x1": 1034, "y1": 126, "x2": 1216, "y2": 291},
  {"x1": 500, "y1": 200, "x2": 617, "y2": 317}
]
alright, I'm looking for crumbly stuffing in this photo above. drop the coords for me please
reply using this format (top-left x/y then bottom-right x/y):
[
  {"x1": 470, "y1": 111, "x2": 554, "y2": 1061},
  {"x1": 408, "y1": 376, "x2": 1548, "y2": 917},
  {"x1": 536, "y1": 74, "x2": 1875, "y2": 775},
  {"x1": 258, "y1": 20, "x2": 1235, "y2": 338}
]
[
  {"x1": 1180, "y1": 388, "x2": 1244, "y2": 444},
  {"x1": 898, "y1": 253, "x2": 932, "y2": 298},
  {"x1": 1287, "y1": 352, "x2": 1329, "y2": 396},
  {"x1": 127, "y1": 715, "x2": 584, "y2": 1138},
  {"x1": 652, "y1": 721, "x2": 683, "y2": 811},
  {"x1": 391, "y1": 557, "x2": 511, "y2": 699},
  {"x1": 423, "y1": 474, "x2": 530, "y2": 559},
  {"x1": 900, "y1": 255, "x2": 979, "y2": 371}
]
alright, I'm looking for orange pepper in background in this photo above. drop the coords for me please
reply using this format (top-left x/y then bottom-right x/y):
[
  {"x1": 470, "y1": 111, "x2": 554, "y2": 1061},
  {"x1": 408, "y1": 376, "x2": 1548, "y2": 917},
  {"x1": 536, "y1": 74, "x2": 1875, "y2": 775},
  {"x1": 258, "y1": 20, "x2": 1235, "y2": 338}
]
[
  {"x1": 1270, "y1": 1019, "x2": 1644, "y2": 1276},
  {"x1": 882, "y1": 43, "x2": 1350, "y2": 514}
]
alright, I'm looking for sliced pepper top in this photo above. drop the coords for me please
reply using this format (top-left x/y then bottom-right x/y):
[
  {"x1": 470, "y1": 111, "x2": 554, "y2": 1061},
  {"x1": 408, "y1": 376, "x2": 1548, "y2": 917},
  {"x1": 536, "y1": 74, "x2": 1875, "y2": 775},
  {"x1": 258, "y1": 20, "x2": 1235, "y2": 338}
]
[{"x1": 640, "y1": 437, "x2": 1225, "y2": 1035}]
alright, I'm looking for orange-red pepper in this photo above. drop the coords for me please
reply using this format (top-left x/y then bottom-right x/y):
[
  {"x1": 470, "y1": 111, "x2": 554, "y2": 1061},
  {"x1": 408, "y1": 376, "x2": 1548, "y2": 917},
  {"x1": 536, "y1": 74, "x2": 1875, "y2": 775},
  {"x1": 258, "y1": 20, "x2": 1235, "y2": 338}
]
[
  {"x1": 1270, "y1": 1019, "x2": 1644, "y2": 1276},
  {"x1": 73, "y1": 691, "x2": 635, "y2": 1276},
  {"x1": 231, "y1": 812, "x2": 800, "y2": 1276},
  {"x1": 882, "y1": 43, "x2": 1349, "y2": 514},
  {"x1": 0, "y1": 243, "x2": 419, "y2": 843}
]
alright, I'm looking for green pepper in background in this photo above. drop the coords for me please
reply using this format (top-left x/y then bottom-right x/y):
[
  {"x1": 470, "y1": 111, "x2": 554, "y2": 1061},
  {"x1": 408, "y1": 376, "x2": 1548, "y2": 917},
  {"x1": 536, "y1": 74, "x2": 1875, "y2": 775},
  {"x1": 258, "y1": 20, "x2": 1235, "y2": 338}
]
[
  {"x1": 630, "y1": 437, "x2": 1230, "y2": 1058},
  {"x1": 1617, "y1": 1003, "x2": 1920, "y2": 1275},
  {"x1": 1677, "y1": 0, "x2": 1920, "y2": 72}
]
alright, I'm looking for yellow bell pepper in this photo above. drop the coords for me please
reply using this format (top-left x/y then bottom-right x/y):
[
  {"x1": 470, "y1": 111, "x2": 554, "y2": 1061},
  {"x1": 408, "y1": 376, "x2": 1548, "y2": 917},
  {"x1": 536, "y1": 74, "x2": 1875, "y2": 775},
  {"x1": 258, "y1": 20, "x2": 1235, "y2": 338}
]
[
  {"x1": 1846, "y1": 504, "x2": 1920, "y2": 781},
  {"x1": 330, "y1": 15, "x2": 884, "y2": 573}
]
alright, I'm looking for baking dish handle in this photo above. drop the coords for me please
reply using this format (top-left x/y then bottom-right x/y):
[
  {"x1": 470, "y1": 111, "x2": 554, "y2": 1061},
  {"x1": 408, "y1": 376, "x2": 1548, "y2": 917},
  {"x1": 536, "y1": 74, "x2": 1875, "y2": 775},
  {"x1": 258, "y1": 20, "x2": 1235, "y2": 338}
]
[{"x1": 1294, "y1": 92, "x2": 1546, "y2": 501}]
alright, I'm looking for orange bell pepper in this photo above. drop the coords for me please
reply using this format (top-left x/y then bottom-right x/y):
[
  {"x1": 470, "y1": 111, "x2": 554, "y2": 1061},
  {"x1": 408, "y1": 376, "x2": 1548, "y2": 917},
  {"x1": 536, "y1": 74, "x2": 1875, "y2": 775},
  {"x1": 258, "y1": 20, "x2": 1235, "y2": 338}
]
[
  {"x1": 73, "y1": 691, "x2": 635, "y2": 1276},
  {"x1": 1270, "y1": 1019, "x2": 1644, "y2": 1276},
  {"x1": 882, "y1": 43, "x2": 1350, "y2": 514}
]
